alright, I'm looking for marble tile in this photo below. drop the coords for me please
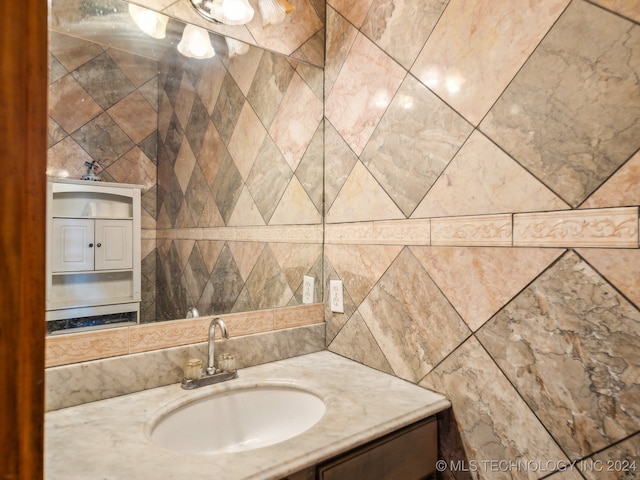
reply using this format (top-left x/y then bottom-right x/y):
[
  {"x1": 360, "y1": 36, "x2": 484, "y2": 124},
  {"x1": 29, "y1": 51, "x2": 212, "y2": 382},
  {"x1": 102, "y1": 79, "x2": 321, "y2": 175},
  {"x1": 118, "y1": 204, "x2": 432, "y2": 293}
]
[
  {"x1": 580, "y1": 433, "x2": 640, "y2": 480},
  {"x1": 107, "y1": 91, "x2": 157, "y2": 144},
  {"x1": 324, "y1": 243, "x2": 402, "y2": 306},
  {"x1": 48, "y1": 54, "x2": 68, "y2": 85},
  {"x1": 328, "y1": 310, "x2": 394, "y2": 375},
  {"x1": 269, "y1": 73, "x2": 323, "y2": 171},
  {"x1": 325, "y1": 6, "x2": 358, "y2": 96},
  {"x1": 224, "y1": 45, "x2": 263, "y2": 97},
  {"x1": 183, "y1": 95, "x2": 210, "y2": 158},
  {"x1": 184, "y1": 165, "x2": 210, "y2": 224},
  {"x1": 480, "y1": 1, "x2": 640, "y2": 207},
  {"x1": 327, "y1": 0, "x2": 374, "y2": 28},
  {"x1": 227, "y1": 187, "x2": 265, "y2": 226},
  {"x1": 139, "y1": 77, "x2": 159, "y2": 112},
  {"x1": 197, "y1": 121, "x2": 226, "y2": 189},
  {"x1": 227, "y1": 241, "x2": 264, "y2": 281},
  {"x1": 413, "y1": 131, "x2": 570, "y2": 219},
  {"x1": 360, "y1": 75, "x2": 472, "y2": 216},
  {"x1": 477, "y1": 252, "x2": 640, "y2": 459},
  {"x1": 245, "y1": 136, "x2": 293, "y2": 224},
  {"x1": 413, "y1": 0, "x2": 568, "y2": 126},
  {"x1": 106, "y1": 48, "x2": 158, "y2": 89},
  {"x1": 514, "y1": 207, "x2": 639, "y2": 248},
  {"x1": 361, "y1": 0, "x2": 448, "y2": 69},
  {"x1": 46, "y1": 136, "x2": 94, "y2": 179},
  {"x1": 49, "y1": 31, "x2": 104, "y2": 72},
  {"x1": 246, "y1": 51, "x2": 295, "y2": 129},
  {"x1": 591, "y1": 0, "x2": 640, "y2": 23},
  {"x1": 47, "y1": 116, "x2": 66, "y2": 148},
  {"x1": 577, "y1": 248, "x2": 640, "y2": 309},
  {"x1": 359, "y1": 248, "x2": 471, "y2": 382},
  {"x1": 212, "y1": 73, "x2": 246, "y2": 146},
  {"x1": 245, "y1": 0, "x2": 323, "y2": 57},
  {"x1": 431, "y1": 214, "x2": 512, "y2": 247},
  {"x1": 46, "y1": 328, "x2": 129, "y2": 368},
  {"x1": 295, "y1": 122, "x2": 324, "y2": 212},
  {"x1": 582, "y1": 151, "x2": 640, "y2": 209},
  {"x1": 228, "y1": 102, "x2": 267, "y2": 181},
  {"x1": 323, "y1": 259, "x2": 356, "y2": 343},
  {"x1": 199, "y1": 246, "x2": 244, "y2": 315},
  {"x1": 325, "y1": 219, "x2": 431, "y2": 245},
  {"x1": 70, "y1": 112, "x2": 135, "y2": 168},
  {"x1": 173, "y1": 138, "x2": 197, "y2": 194},
  {"x1": 71, "y1": 52, "x2": 136, "y2": 110},
  {"x1": 326, "y1": 161, "x2": 404, "y2": 223},
  {"x1": 211, "y1": 152, "x2": 243, "y2": 224},
  {"x1": 420, "y1": 337, "x2": 569, "y2": 480},
  {"x1": 105, "y1": 147, "x2": 157, "y2": 190},
  {"x1": 129, "y1": 317, "x2": 209, "y2": 353},
  {"x1": 172, "y1": 71, "x2": 196, "y2": 131},
  {"x1": 324, "y1": 122, "x2": 359, "y2": 211},
  {"x1": 235, "y1": 246, "x2": 294, "y2": 311},
  {"x1": 411, "y1": 246, "x2": 564, "y2": 331},
  {"x1": 48, "y1": 74, "x2": 102, "y2": 134},
  {"x1": 195, "y1": 55, "x2": 227, "y2": 116},
  {"x1": 325, "y1": 33, "x2": 406, "y2": 156},
  {"x1": 291, "y1": 29, "x2": 325, "y2": 69},
  {"x1": 269, "y1": 177, "x2": 321, "y2": 225},
  {"x1": 270, "y1": 243, "x2": 323, "y2": 295}
]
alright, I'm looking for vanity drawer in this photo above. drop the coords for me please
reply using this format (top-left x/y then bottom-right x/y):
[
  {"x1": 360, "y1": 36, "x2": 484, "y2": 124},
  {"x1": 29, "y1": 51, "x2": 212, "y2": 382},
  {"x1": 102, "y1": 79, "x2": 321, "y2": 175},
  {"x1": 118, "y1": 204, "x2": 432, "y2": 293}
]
[{"x1": 317, "y1": 417, "x2": 437, "y2": 480}]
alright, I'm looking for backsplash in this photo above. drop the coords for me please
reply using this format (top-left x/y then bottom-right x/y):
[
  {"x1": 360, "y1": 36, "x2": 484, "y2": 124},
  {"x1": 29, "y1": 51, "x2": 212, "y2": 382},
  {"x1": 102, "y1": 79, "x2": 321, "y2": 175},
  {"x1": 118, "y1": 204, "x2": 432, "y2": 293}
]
[{"x1": 324, "y1": 1, "x2": 640, "y2": 478}]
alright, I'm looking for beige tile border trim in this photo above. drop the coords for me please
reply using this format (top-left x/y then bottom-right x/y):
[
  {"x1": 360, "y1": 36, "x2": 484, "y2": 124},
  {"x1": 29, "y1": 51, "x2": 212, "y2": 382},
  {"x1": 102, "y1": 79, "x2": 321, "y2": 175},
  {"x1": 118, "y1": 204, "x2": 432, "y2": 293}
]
[
  {"x1": 326, "y1": 207, "x2": 639, "y2": 248},
  {"x1": 46, "y1": 303, "x2": 324, "y2": 368},
  {"x1": 155, "y1": 225, "x2": 323, "y2": 243}
]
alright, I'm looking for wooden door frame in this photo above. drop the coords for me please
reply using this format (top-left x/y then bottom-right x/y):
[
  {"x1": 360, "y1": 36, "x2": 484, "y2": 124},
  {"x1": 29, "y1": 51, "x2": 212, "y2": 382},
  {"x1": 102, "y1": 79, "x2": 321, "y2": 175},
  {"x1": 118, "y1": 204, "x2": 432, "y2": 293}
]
[{"x1": 0, "y1": 0, "x2": 47, "y2": 478}]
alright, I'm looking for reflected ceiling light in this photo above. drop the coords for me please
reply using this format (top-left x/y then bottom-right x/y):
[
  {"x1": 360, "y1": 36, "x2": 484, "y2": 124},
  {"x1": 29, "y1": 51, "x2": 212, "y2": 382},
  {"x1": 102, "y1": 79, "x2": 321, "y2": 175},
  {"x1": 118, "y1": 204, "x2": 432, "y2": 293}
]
[
  {"x1": 258, "y1": 0, "x2": 295, "y2": 27},
  {"x1": 189, "y1": 0, "x2": 254, "y2": 26},
  {"x1": 225, "y1": 37, "x2": 250, "y2": 58},
  {"x1": 128, "y1": 4, "x2": 169, "y2": 39},
  {"x1": 178, "y1": 25, "x2": 216, "y2": 59}
]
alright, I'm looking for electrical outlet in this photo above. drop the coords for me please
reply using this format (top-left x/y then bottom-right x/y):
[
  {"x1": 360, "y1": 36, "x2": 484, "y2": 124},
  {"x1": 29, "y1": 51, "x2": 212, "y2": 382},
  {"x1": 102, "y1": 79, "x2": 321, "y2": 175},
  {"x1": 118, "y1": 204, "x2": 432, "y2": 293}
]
[
  {"x1": 302, "y1": 276, "x2": 314, "y2": 304},
  {"x1": 330, "y1": 280, "x2": 344, "y2": 313}
]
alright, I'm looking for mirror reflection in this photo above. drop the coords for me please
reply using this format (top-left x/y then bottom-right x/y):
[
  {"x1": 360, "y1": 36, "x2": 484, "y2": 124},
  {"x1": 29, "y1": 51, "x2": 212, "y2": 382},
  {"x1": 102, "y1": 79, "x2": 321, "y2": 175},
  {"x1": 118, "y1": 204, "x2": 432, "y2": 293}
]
[{"x1": 47, "y1": 0, "x2": 324, "y2": 334}]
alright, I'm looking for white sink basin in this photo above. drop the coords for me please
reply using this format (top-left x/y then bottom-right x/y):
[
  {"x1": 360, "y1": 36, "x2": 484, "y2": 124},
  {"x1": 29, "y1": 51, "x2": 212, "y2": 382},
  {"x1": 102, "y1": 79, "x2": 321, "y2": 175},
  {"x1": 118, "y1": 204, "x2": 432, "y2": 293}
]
[{"x1": 149, "y1": 386, "x2": 326, "y2": 454}]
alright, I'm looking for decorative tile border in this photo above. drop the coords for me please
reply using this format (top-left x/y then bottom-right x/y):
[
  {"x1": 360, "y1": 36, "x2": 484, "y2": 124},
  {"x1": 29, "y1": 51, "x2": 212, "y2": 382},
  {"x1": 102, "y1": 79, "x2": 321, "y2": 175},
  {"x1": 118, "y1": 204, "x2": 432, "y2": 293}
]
[
  {"x1": 431, "y1": 214, "x2": 512, "y2": 246},
  {"x1": 325, "y1": 219, "x2": 430, "y2": 245},
  {"x1": 514, "y1": 207, "x2": 639, "y2": 248},
  {"x1": 155, "y1": 225, "x2": 323, "y2": 244},
  {"x1": 326, "y1": 207, "x2": 639, "y2": 248},
  {"x1": 45, "y1": 304, "x2": 324, "y2": 367}
]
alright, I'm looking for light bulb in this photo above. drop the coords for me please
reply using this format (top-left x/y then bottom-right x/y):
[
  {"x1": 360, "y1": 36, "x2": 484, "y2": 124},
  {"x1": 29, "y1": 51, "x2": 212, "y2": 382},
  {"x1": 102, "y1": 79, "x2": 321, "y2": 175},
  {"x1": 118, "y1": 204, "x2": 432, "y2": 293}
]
[
  {"x1": 128, "y1": 4, "x2": 168, "y2": 39},
  {"x1": 177, "y1": 25, "x2": 216, "y2": 59}
]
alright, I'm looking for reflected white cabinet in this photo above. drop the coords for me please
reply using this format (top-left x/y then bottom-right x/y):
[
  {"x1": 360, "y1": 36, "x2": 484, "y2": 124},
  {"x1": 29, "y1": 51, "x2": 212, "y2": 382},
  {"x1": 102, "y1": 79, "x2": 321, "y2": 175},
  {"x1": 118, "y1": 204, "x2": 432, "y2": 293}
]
[{"x1": 46, "y1": 178, "x2": 142, "y2": 327}]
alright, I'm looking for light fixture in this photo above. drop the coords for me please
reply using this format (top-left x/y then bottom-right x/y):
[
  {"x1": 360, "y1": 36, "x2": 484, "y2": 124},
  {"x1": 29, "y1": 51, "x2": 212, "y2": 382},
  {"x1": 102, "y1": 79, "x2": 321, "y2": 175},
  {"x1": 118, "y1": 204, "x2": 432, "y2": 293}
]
[
  {"x1": 225, "y1": 37, "x2": 250, "y2": 58},
  {"x1": 258, "y1": 0, "x2": 295, "y2": 26},
  {"x1": 128, "y1": 4, "x2": 169, "y2": 39},
  {"x1": 177, "y1": 25, "x2": 216, "y2": 59},
  {"x1": 189, "y1": 0, "x2": 254, "y2": 26}
]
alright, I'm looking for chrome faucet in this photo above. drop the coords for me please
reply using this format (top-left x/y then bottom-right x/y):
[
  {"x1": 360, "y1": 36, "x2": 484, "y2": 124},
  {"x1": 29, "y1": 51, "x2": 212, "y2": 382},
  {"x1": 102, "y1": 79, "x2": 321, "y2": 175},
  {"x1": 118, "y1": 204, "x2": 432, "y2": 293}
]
[
  {"x1": 207, "y1": 317, "x2": 228, "y2": 374},
  {"x1": 180, "y1": 317, "x2": 237, "y2": 390}
]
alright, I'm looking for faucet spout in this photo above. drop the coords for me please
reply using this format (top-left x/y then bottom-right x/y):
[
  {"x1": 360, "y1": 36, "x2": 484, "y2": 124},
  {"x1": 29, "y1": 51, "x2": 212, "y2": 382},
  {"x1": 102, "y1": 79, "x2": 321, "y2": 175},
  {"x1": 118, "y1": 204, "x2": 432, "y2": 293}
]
[{"x1": 207, "y1": 317, "x2": 229, "y2": 374}]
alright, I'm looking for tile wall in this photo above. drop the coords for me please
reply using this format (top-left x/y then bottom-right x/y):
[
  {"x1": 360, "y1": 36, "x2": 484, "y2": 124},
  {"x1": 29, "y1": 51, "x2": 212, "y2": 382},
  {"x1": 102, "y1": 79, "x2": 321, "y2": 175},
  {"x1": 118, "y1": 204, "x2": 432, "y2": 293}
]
[
  {"x1": 155, "y1": 42, "x2": 324, "y2": 321},
  {"x1": 324, "y1": 1, "x2": 640, "y2": 478}
]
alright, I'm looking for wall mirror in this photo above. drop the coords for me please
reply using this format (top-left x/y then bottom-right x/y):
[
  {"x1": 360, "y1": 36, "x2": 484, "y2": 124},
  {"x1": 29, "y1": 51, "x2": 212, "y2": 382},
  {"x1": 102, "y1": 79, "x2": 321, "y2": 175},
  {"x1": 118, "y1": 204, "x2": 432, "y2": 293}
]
[{"x1": 47, "y1": 0, "x2": 325, "y2": 334}]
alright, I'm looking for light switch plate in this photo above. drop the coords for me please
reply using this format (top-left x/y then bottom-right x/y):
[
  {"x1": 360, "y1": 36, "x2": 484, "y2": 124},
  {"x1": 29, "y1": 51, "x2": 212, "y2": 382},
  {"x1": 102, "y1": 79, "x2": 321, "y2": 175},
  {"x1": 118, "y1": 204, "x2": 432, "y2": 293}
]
[
  {"x1": 302, "y1": 275, "x2": 314, "y2": 304},
  {"x1": 330, "y1": 279, "x2": 344, "y2": 313}
]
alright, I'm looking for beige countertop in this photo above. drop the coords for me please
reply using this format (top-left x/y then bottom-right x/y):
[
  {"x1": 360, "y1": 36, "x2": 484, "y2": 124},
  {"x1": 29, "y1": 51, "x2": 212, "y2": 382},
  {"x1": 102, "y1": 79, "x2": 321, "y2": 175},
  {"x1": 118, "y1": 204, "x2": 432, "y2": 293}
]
[{"x1": 45, "y1": 351, "x2": 450, "y2": 480}]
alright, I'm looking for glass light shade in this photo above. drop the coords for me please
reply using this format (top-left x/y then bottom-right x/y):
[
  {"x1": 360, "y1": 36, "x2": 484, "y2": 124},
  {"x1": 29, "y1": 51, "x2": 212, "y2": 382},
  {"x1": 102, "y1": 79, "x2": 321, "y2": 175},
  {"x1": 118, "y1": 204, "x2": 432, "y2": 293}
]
[
  {"x1": 225, "y1": 37, "x2": 250, "y2": 58},
  {"x1": 258, "y1": 0, "x2": 286, "y2": 26},
  {"x1": 128, "y1": 4, "x2": 169, "y2": 39},
  {"x1": 177, "y1": 25, "x2": 216, "y2": 59},
  {"x1": 203, "y1": 0, "x2": 254, "y2": 25}
]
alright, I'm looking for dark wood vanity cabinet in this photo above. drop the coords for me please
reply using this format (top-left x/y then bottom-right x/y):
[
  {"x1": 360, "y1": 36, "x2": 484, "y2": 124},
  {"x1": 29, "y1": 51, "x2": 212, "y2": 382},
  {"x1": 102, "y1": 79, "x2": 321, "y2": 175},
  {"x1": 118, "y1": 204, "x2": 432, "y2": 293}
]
[{"x1": 283, "y1": 417, "x2": 437, "y2": 480}]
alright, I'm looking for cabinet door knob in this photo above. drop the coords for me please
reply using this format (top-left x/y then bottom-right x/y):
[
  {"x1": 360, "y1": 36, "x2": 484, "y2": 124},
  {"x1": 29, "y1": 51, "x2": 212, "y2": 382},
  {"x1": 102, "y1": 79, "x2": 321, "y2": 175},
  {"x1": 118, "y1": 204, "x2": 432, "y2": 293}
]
[
  {"x1": 96, "y1": 243, "x2": 102, "y2": 248},
  {"x1": 88, "y1": 243, "x2": 94, "y2": 248}
]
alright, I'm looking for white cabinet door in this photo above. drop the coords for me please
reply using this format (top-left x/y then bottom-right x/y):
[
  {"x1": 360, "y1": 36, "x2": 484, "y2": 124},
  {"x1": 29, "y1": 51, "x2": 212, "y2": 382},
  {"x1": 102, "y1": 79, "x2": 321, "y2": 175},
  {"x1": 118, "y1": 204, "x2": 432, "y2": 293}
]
[
  {"x1": 94, "y1": 219, "x2": 133, "y2": 270},
  {"x1": 51, "y1": 218, "x2": 95, "y2": 272}
]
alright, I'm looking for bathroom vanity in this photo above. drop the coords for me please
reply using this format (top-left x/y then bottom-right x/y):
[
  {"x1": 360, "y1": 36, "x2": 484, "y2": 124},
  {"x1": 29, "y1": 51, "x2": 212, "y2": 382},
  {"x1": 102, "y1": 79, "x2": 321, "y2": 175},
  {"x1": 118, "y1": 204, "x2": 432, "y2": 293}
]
[{"x1": 45, "y1": 351, "x2": 450, "y2": 480}]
